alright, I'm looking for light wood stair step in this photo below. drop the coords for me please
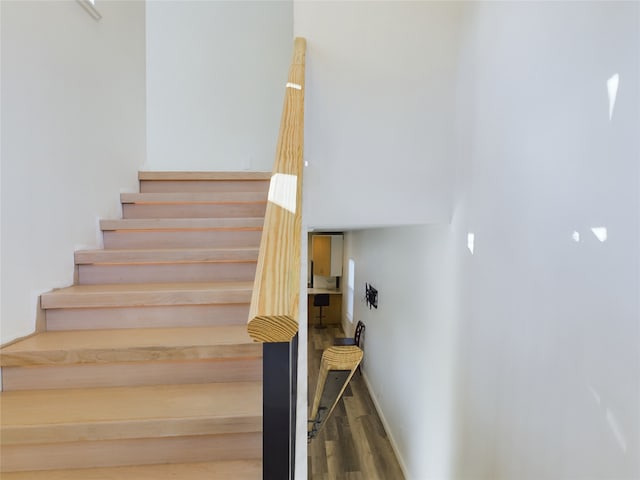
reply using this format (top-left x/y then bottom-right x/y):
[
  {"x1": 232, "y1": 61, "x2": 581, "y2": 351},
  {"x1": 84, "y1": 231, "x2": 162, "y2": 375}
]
[
  {"x1": 2, "y1": 357, "x2": 262, "y2": 391},
  {"x1": 40, "y1": 282, "x2": 253, "y2": 309},
  {"x1": 0, "y1": 325, "x2": 260, "y2": 367},
  {"x1": 139, "y1": 172, "x2": 271, "y2": 194},
  {"x1": 76, "y1": 261, "x2": 257, "y2": 285},
  {"x1": 78, "y1": 261, "x2": 257, "y2": 285},
  {"x1": 101, "y1": 219, "x2": 264, "y2": 248},
  {"x1": 141, "y1": 179, "x2": 270, "y2": 193},
  {"x1": 1, "y1": 170, "x2": 270, "y2": 474},
  {"x1": 75, "y1": 247, "x2": 259, "y2": 284},
  {"x1": 121, "y1": 193, "x2": 267, "y2": 219},
  {"x1": 0, "y1": 459, "x2": 261, "y2": 479},
  {"x1": 139, "y1": 171, "x2": 272, "y2": 181},
  {"x1": 45, "y1": 304, "x2": 250, "y2": 330},
  {"x1": 77, "y1": 262, "x2": 257, "y2": 284},
  {"x1": 100, "y1": 217, "x2": 264, "y2": 231},
  {"x1": 0, "y1": 382, "x2": 262, "y2": 445},
  {"x1": 121, "y1": 192, "x2": 267, "y2": 204},
  {"x1": 75, "y1": 247, "x2": 259, "y2": 264},
  {"x1": 1, "y1": 433, "x2": 261, "y2": 472},
  {"x1": 75, "y1": 248, "x2": 258, "y2": 285}
]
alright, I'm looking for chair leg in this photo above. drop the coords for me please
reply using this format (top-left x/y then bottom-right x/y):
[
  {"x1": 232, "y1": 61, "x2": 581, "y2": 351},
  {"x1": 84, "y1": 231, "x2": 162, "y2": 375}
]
[{"x1": 315, "y1": 305, "x2": 327, "y2": 329}]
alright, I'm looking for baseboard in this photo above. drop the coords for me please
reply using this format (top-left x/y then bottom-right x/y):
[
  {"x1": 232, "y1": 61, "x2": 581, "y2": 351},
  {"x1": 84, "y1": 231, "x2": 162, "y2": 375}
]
[{"x1": 361, "y1": 371, "x2": 410, "y2": 479}]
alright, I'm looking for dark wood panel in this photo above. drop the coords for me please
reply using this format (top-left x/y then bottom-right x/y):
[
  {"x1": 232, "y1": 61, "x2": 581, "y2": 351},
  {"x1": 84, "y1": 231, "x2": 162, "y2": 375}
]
[{"x1": 308, "y1": 295, "x2": 342, "y2": 326}]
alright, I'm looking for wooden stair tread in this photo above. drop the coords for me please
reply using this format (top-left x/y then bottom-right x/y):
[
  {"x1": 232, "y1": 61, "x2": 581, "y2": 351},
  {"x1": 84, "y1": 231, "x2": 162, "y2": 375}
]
[
  {"x1": 0, "y1": 382, "x2": 262, "y2": 444},
  {"x1": 0, "y1": 460, "x2": 262, "y2": 479},
  {"x1": 3, "y1": 169, "x2": 270, "y2": 472},
  {"x1": 0, "y1": 326, "x2": 260, "y2": 367},
  {"x1": 40, "y1": 281, "x2": 253, "y2": 309},
  {"x1": 121, "y1": 192, "x2": 267, "y2": 204},
  {"x1": 139, "y1": 171, "x2": 271, "y2": 181},
  {"x1": 75, "y1": 247, "x2": 259, "y2": 264},
  {"x1": 100, "y1": 217, "x2": 264, "y2": 231}
]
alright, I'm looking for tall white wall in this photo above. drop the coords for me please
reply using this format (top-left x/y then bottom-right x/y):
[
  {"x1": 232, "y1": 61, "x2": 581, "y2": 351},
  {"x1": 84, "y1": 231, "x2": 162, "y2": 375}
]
[
  {"x1": 1, "y1": 0, "x2": 146, "y2": 344},
  {"x1": 452, "y1": 3, "x2": 639, "y2": 478},
  {"x1": 343, "y1": 225, "x2": 462, "y2": 479},
  {"x1": 295, "y1": 1, "x2": 463, "y2": 229},
  {"x1": 145, "y1": 0, "x2": 293, "y2": 172},
  {"x1": 342, "y1": 2, "x2": 639, "y2": 479}
]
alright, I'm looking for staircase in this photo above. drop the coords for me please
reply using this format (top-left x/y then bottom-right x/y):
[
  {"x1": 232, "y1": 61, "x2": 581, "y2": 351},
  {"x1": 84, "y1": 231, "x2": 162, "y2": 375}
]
[{"x1": 0, "y1": 172, "x2": 271, "y2": 479}]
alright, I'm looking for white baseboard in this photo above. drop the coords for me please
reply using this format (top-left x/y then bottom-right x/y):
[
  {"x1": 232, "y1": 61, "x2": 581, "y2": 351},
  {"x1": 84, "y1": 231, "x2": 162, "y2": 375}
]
[{"x1": 361, "y1": 371, "x2": 410, "y2": 479}]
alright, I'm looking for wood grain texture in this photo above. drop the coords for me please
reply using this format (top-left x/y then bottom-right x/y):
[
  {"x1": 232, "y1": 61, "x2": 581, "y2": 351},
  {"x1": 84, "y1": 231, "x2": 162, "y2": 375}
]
[
  {"x1": 40, "y1": 281, "x2": 253, "y2": 309},
  {"x1": 312, "y1": 235, "x2": 332, "y2": 276},
  {"x1": 1, "y1": 433, "x2": 261, "y2": 472},
  {"x1": 120, "y1": 192, "x2": 267, "y2": 204},
  {"x1": 0, "y1": 326, "x2": 260, "y2": 367},
  {"x1": 308, "y1": 346, "x2": 363, "y2": 436},
  {"x1": 2, "y1": 172, "x2": 270, "y2": 475},
  {"x1": 140, "y1": 179, "x2": 270, "y2": 193},
  {"x1": 2, "y1": 357, "x2": 262, "y2": 390},
  {"x1": 308, "y1": 293, "x2": 343, "y2": 325},
  {"x1": 307, "y1": 327, "x2": 405, "y2": 480},
  {"x1": 123, "y1": 203, "x2": 267, "y2": 219},
  {"x1": 100, "y1": 217, "x2": 264, "y2": 231},
  {"x1": 75, "y1": 247, "x2": 259, "y2": 264},
  {"x1": 119, "y1": 188, "x2": 268, "y2": 220},
  {"x1": 139, "y1": 172, "x2": 272, "y2": 181},
  {"x1": 46, "y1": 304, "x2": 250, "y2": 330},
  {"x1": 247, "y1": 37, "x2": 306, "y2": 343},
  {"x1": 103, "y1": 229, "x2": 263, "y2": 250},
  {"x1": 0, "y1": 382, "x2": 261, "y2": 445},
  {"x1": 78, "y1": 261, "x2": 257, "y2": 285},
  {"x1": 1, "y1": 460, "x2": 262, "y2": 480}
]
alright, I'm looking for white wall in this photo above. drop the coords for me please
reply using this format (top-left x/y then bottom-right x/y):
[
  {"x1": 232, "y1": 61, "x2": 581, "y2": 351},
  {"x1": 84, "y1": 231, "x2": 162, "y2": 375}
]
[
  {"x1": 145, "y1": 0, "x2": 293, "y2": 172},
  {"x1": 452, "y1": 3, "x2": 639, "y2": 478},
  {"x1": 343, "y1": 226, "x2": 462, "y2": 478},
  {"x1": 295, "y1": 1, "x2": 463, "y2": 229},
  {"x1": 1, "y1": 0, "x2": 146, "y2": 344},
  {"x1": 342, "y1": 2, "x2": 639, "y2": 479}
]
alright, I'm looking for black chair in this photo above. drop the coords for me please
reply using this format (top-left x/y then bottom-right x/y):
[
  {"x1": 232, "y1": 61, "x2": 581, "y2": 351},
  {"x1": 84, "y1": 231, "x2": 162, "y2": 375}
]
[
  {"x1": 313, "y1": 294, "x2": 330, "y2": 329},
  {"x1": 334, "y1": 320, "x2": 365, "y2": 347},
  {"x1": 334, "y1": 320, "x2": 365, "y2": 374}
]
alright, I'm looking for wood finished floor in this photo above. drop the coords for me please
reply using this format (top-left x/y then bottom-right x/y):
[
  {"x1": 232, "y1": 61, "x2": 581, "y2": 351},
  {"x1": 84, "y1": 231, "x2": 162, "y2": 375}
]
[{"x1": 307, "y1": 325, "x2": 405, "y2": 480}]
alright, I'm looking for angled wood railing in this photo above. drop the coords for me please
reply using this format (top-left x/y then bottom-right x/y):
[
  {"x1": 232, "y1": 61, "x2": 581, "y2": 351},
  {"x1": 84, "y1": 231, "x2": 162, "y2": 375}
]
[
  {"x1": 308, "y1": 346, "x2": 363, "y2": 440},
  {"x1": 247, "y1": 37, "x2": 306, "y2": 480},
  {"x1": 247, "y1": 37, "x2": 306, "y2": 343}
]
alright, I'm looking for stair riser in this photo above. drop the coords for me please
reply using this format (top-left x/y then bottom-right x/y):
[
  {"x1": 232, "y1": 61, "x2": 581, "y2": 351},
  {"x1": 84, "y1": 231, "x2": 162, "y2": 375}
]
[
  {"x1": 103, "y1": 230, "x2": 263, "y2": 249},
  {"x1": 46, "y1": 304, "x2": 249, "y2": 330},
  {"x1": 78, "y1": 262, "x2": 257, "y2": 285},
  {"x1": 75, "y1": 249, "x2": 259, "y2": 265},
  {"x1": 1, "y1": 171, "x2": 268, "y2": 476},
  {"x1": 0, "y1": 433, "x2": 261, "y2": 472},
  {"x1": 1, "y1": 358, "x2": 262, "y2": 391},
  {"x1": 123, "y1": 204, "x2": 267, "y2": 219},
  {"x1": 140, "y1": 180, "x2": 270, "y2": 193},
  {"x1": 41, "y1": 289, "x2": 252, "y2": 309}
]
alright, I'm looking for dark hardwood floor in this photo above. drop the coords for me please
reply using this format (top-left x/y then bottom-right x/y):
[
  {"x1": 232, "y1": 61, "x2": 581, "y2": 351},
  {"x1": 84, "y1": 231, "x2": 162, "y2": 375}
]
[{"x1": 307, "y1": 325, "x2": 405, "y2": 480}]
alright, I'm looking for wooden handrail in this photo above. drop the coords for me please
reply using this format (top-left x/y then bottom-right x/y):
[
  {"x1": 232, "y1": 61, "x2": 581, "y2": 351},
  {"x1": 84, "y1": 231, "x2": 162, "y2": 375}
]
[
  {"x1": 247, "y1": 38, "x2": 306, "y2": 343},
  {"x1": 308, "y1": 346, "x2": 363, "y2": 439}
]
